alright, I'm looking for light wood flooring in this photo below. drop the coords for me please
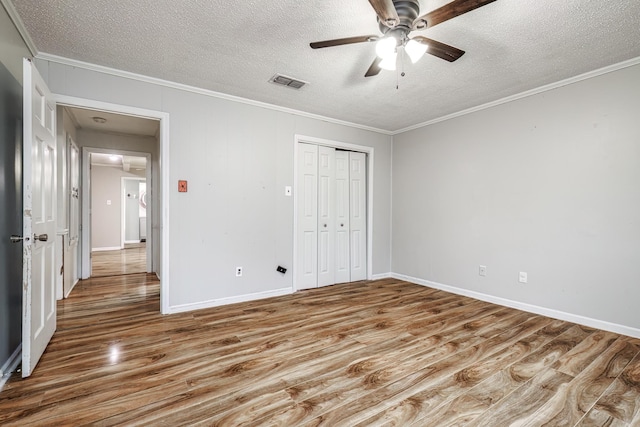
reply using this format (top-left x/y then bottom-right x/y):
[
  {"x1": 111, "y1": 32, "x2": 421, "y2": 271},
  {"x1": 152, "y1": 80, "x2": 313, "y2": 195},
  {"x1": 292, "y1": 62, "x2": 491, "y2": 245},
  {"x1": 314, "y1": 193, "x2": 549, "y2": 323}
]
[
  {"x1": 91, "y1": 243, "x2": 147, "y2": 277},
  {"x1": 2, "y1": 275, "x2": 640, "y2": 426}
]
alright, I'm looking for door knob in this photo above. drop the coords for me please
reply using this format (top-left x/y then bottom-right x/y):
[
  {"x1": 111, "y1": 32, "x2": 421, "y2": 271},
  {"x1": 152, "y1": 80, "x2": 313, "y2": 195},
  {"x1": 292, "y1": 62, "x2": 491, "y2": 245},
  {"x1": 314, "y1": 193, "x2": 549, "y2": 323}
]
[
  {"x1": 34, "y1": 233, "x2": 48, "y2": 242},
  {"x1": 10, "y1": 235, "x2": 29, "y2": 243},
  {"x1": 323, "y1": 224, "x2": 327, "y2": 228}
]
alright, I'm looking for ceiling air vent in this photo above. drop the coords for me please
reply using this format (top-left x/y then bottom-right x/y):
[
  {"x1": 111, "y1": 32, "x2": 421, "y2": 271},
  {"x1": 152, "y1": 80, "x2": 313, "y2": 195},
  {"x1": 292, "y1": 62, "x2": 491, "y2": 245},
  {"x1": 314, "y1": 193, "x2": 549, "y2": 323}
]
[{"x1": 269, "y1": 74, "x2": 308, "y2": 90}]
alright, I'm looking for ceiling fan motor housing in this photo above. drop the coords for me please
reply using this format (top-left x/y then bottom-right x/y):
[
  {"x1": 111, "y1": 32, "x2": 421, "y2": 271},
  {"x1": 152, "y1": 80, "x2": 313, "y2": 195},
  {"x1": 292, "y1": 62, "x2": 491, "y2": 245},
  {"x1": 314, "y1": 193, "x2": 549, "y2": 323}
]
[
  {"x1": 379, "y1": 0, "x2": 420, "y2": 31},
  {"x1": 378, "y1": 0, "x2": 421, "y2": 43}
]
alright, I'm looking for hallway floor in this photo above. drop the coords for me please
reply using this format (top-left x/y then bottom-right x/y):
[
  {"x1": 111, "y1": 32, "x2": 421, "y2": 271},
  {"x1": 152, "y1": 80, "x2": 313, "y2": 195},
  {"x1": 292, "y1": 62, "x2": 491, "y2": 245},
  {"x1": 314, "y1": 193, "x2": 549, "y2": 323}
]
[{"x1": 91, "y1": 243, "x2": 146, "y2": 277}]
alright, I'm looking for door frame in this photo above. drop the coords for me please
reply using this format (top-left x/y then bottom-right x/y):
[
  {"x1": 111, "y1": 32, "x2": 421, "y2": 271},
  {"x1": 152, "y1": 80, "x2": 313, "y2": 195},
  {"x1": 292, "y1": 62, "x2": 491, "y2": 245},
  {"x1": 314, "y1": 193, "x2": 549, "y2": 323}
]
[
  {"x1": 54, "y1": 94, "x2": 171, "y2": 314},
  {"x1": 83, "y1": 148, "x2": 151, "y2": 263},
  {"x1": 120, "y1": 176, "x2": 147, "y2": 247},
  {"x1": 293, "y1": 134, "x2": 374, "y2": 291}
]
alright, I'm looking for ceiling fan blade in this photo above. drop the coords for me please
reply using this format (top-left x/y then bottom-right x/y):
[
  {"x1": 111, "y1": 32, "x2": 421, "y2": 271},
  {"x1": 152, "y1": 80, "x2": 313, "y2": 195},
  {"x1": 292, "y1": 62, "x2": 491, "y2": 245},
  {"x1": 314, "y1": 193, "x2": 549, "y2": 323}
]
[
  {"x1": 310, "y1": 35, "x2": 378, "y2": 49},
  {"x1": 413, "y1": 0, "x2": 497, "y2": 29},
  {"x1": 365, "y1": 58, "x2": 382, "y2": 77},
  {"x1": 412, "y1": 36, "x2": 465, "y2": 62},
  {"x1": 368, "y1": 0, "x2": 400, "y2": 27}
]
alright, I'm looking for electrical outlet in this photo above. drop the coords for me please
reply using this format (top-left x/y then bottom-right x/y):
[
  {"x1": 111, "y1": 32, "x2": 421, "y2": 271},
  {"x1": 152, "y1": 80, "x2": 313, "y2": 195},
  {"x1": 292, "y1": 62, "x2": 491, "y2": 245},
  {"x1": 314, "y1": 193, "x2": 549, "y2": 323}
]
[
  {"x1": 519, "y1": 271, "x2": 527, "y2": 283},
  {"x1": 236, "y1": 267, "x2": 242, "y2": 277},
  {"x1": 479, "y1": 265, "x2": 487, "y2": 276}
]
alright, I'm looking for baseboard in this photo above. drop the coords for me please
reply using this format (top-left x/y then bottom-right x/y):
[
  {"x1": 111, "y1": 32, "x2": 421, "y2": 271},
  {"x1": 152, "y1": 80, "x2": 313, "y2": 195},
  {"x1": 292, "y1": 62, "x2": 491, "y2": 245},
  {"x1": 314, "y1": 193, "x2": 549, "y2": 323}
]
[
  {"x1": 168, "y1": 287, "x2": 293, "y2": 314},
  {"x1": 91, "y1": 246, "x2": 121, "y2": 252},
  {"x1": 391, "y1": 273, "x2": 640, "y2": 339},
  {"x1": 64, "y1": 277, "x2": 80, "y2": 299},
  {"x1": 0, "y1": 345, "x2": 22, "y2": 391},
  {"x1": 371, "y1": 272, "x2": 392, "y2": 280}
]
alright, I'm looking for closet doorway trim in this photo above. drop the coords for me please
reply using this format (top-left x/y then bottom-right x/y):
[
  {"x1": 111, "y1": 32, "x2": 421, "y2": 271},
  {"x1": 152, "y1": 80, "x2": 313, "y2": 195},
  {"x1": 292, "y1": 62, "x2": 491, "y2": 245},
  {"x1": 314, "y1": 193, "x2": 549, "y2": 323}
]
[{"x1": 293, "y1": 134, "x2": 374, "y2": 291}]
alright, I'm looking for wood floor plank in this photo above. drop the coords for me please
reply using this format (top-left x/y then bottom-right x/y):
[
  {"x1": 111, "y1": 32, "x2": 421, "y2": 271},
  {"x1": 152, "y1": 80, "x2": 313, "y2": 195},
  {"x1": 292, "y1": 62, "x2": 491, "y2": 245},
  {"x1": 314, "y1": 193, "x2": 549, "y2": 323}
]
[
  {"x1": 577, "y1": 407, "x2": 629, "y2": 426},
  {"x1": 409, "y1": 324, "x2": 599, "y2": 426},
  {"x1": 466, "y1": 368, "x2": 575, "y2": 426},
  {"x1": 2, "y1": 272, "x2": 638, "y2": 426},
  {"x1": 509, "y1": 324, "x2": 596, "y2": 383},
  {"x1": 554, "y1": 330, "x2": 622, "y2": 376},
  {"x1": 518, "y1": 337, "x2": 639, "y2": 426},
  {"x1": 358, "y1": 320, "x2": 574, "y2": 426},
  {"x1": 592, "y1": 353, "x2": 640, "y2": 424},
  {"x1": 291, "y1": 316, "x2": 555, "y2": 426},
  {"x1": 244, "y1": 310, "x2": 539, "y2": 425}
]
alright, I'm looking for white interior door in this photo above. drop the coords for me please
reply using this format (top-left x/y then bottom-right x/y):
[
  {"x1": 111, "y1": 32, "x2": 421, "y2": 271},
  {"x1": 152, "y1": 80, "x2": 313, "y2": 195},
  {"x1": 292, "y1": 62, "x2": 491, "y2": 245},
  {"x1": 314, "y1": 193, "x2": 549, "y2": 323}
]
[
  {"x1": 317, "y1": 146, "x2": 335, "y2": 287},
  {"x1": 67, "y1": 137, "x2": 80, "y2": 293},
  {"x1": 22, "y1": 58, "x2": 57, "y2": 377},
  {"x1": 334, "y1": 150, "x2": 350, "y2": 284},
  {"x1": 296, "y1": 143, "x2": 318, "y2": 289},
  {"x1": 350, "y1": 152, "x2": 367, "y2": 281}
]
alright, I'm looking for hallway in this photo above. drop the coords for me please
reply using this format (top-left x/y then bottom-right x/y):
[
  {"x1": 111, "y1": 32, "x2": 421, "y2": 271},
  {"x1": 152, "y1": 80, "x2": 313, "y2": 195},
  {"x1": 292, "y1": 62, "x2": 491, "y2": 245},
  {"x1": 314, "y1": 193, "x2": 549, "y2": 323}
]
[{"x1": 90, "y1": 243, "x2": 147, "y2": 277}]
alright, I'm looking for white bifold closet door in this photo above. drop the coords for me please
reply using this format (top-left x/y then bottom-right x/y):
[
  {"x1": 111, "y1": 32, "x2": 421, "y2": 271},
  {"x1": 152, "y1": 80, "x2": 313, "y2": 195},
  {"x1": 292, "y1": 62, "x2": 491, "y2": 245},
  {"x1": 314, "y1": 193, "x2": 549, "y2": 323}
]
[
  {"x1": 297, "y1": 143, "x2": 366, "y2": 289},
  {"x1": 348, "y1": 150, "x2": 367, "y2": 282}
]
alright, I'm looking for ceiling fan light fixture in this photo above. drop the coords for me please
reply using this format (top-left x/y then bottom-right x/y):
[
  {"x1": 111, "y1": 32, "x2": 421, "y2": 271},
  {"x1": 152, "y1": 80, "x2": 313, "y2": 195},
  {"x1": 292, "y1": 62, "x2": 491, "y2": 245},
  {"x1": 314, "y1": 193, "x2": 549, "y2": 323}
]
[
  {"x1": 379, "y1": 52, "x2": 397, "y2": 71},
  {"x1": 405, "y1": 39, "x2": 428, "y2": 64},
  {"x1": 375, "y1": 36, "x2": 397, "y2": 60}
]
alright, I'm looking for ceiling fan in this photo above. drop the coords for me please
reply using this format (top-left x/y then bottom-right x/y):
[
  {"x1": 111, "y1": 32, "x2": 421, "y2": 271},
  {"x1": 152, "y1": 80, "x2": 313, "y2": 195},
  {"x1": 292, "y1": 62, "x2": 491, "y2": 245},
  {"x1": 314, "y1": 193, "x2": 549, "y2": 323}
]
[{"x1": 310, "y1": 0, "x2": 497, "y2": 77}]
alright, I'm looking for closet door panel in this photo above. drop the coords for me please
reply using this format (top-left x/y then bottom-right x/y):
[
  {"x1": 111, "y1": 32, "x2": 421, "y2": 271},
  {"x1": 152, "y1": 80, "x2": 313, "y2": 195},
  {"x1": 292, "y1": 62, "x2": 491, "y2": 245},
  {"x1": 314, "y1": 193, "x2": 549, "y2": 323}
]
[
  {"x1": 350, "y1": 152, "x2": 367, "y2": 281},
  {"x1": 317, "y1": 146, "x2": 335, "y2": 287},
  {"x1": 297, "y1": 143, "x2": 318, "y2": 289},
  {"x1": 334, "y1": 150, "x2": 350, "y2": 284}
]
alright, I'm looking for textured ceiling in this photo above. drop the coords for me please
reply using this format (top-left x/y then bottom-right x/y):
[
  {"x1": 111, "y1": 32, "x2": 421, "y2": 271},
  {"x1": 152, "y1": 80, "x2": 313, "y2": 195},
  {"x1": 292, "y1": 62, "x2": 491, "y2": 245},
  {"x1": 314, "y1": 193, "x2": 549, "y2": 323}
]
[
  {"x1": 10, "y1": 0, "x2": 640, "y2": 132},
  {"x1": 91, "y1": 153, "x2": 147, "y2": 171},
  {"x1": 66, "y1": 106, "x2": 159, "y2": 137}
]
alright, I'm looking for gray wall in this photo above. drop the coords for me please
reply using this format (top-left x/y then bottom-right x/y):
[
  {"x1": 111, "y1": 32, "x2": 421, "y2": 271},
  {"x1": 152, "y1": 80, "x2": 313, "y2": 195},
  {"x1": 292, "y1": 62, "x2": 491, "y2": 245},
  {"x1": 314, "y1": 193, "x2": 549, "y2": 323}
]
[
  {"x1": 91, "y1": 165, "x2": 145, "y2": 249},
  {"x1": 36, "y1": 59, "x2": 393, "y2": 309},
  {"x1": 392, "y1": 63, "x2": 640, "y2": 331},
  {"x1": 0, "y1": 3, "x2": 31, "y2": 375}
]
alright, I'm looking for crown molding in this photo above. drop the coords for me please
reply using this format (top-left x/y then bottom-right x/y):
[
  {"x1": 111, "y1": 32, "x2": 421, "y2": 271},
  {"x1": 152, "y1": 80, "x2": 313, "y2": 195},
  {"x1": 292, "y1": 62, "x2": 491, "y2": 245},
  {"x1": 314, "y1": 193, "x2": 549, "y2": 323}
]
[
  {"x1": 394, "y1": 56, "x2": 640, "y2": 134},
  {"x1": 13, "y1": 0, "x2": 638, "y2": 139},
  {"x1": 36, "y1": 52, "x2": 394, "y2": 136},
  {"x1": 1, "y1": 0, "x2": 38, "y2": 57}
]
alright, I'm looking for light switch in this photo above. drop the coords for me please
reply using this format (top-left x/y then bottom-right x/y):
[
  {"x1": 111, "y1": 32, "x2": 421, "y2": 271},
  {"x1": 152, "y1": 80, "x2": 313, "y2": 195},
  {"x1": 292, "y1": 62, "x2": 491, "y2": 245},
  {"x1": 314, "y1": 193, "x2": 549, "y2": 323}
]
[
  {"x1": 285, "y1": 186, "x2": 292, "y2": 196},
  {"x1": 106, "y1": 200, "x2": 111, "y2": 205}
]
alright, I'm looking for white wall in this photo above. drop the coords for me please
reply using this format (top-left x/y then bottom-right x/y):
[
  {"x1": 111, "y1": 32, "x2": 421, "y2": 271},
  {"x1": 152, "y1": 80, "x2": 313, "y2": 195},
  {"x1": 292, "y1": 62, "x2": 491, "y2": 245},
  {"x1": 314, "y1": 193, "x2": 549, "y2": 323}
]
[
  {"x1": 392, "y1": 63, "x2": 640, "y2": 333},
  {"x1": 36, "y1": 59, "x2": 393, "y2": 310}
]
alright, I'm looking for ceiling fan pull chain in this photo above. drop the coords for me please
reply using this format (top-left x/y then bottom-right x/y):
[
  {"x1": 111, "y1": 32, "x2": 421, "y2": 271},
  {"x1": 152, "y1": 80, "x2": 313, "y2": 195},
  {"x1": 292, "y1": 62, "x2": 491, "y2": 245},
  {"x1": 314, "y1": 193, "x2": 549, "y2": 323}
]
[{"x1": 396, "y1": 49, "x2": 407, "y2": 90}]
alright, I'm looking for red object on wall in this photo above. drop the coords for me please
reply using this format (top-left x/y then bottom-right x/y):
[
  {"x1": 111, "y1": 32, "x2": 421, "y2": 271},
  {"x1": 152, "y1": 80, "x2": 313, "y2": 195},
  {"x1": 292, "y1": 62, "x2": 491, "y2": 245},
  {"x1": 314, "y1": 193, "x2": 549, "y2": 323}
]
[{"x1": 178, "y1": 180, "x2": 188, "y2": 192}]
